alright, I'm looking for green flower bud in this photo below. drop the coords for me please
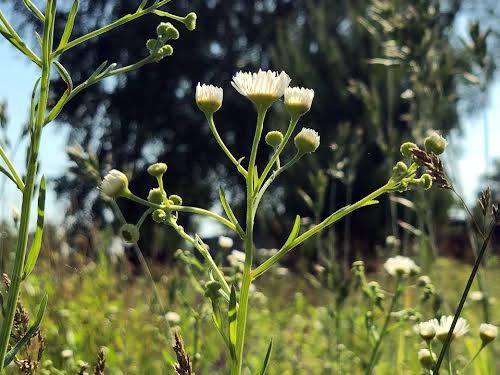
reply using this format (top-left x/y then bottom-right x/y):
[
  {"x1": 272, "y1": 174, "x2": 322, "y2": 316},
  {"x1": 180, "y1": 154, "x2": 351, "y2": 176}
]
[
  {"x1": 420, "y1": 173, "x2": 433, "y2": 189},
  {"x1": 155, "y1": 45, "x2": 173, "y2": 62},
  {"x1": 294, "y1": 128, "x2": 320, "y2": 154},
  {"x1": 400, "y1": 142, "x2": 418, "y2": 158},
  {"x1": 120, "y1": 223, "x2": 140, "y2": 244},
  {"x1": 392, "y1": 161, "x2": 408, "y2": 179},
  {"x1": 152, "y1": 209, "x2": 167, "y2": 223},
  {"x1": 148, "y1": 188, "x2": 166, "y2": 205},
  {"x1": 169, "y1": 194, "x2": 182, "y2": 205},
  {"x1": 183, "y1": 12, "x2": 197, "y2": 31},
  {"x1": 204, "y1": 281, "x2": 222, "y2": 299},
  {"x1": 417, "y1": 275, "x2": 432, "y2": 287},
  {"x1": 146, "y1": 38, "x2": 163, "y2": 52},
  {"x1": 424, "y1": 132, "x2": 448, "y2": 155},
  {"x1": 156, "y1": 22, "x2": 179, "y2": 41},
  {"x1": 101, "y1": 169, "x2": 129, "y2": 198},
  {"x1": 147, "y1": 163, "x2": 168, "y2": 177},
  {"x1": 265, "y1": 130, "x2": 284, "y2": 148}
]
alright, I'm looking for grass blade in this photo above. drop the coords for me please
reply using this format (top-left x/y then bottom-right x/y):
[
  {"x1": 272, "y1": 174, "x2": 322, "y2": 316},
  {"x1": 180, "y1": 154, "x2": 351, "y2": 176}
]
[
  {"x1": 283, "y1": 215, "x2": 300, "y2": 248},
  {"x1": 24, "y1": 176, "x2": 46, "y2": 279},
  {"x1": 258, "y1": 339, "x2": 273, "y2": 375},
  {"x1": 57, "y1": 0, "x2": 79, "y2": 50}
]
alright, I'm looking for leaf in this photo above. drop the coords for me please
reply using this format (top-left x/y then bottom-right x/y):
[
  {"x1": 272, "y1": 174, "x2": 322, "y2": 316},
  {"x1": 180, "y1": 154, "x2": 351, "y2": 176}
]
[
  {"x1": 0, "y1": 164, "x2": 18, "y2": 188},
  {"x1": 3, "y1": 294, "x2": 48, "y2": 368},
  {"x1": 57, "y1": 0, "x2": 79, "y2": 50},
  {"x1": 24, "y1": 176, "x2": 46, "y2": 279},
  {"x1": 161, "y1": 350, "x2": 176, "y2": 366},
  {"x1": 22, "y1": 0, "x2": 45, "y2": 22},
  {"x1": 228, "y1": 285, "x2": 237, "y2": 359},
  {"x1": 258, "y1": 339, "x2": 273, "y2": 375},
  {"x1": 88, "y1": 60, "x2": 108, "y2": 82},
  {"x1": 219, "y1": 186, "x2": 243, "y2": 235},
  {"x1": 283, "y1": 215, "x2": 300, "y2": 248},
  {"x1": 53, "y1": 61, "x2": 73, "y2": 91}
]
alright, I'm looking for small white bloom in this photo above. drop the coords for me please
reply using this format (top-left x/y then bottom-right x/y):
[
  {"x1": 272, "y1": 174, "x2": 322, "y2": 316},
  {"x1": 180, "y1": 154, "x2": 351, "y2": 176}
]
[
  {"x1": 227, "y1": 249, "x2": 245, "y2": 267},
  {"x1": 61, "y1": 349, "x2": 73, "y2": 358},
  {"x1": 196, "y1": 83, "x2": 223, "y2": 113},
  {"x1": 434, "y1": 315, "x2": 469, "y2": 342},
  {"x1": 218, "y1": 235, "x2": 234, "y2": 249},
  {"x1": 165, "y1": 311, "x2": 181, "y2": 324},
  {"x1": 383, "y1": 255, "x2": 420, "y2": 277},
  {"x1": 231, "y1": 69, "x2": 291, "y2": 106},
  {"x1": 294, "y1": 128, "x2": 320, "y2": 154},
  {"x1": 101, "y1": 169, "x2": 129, "y2": 198},
  {"x1": 479, "y1": 323, "x2": 498, "y2": 344},
  {"x1": 274, "y1": 267, "x2": 289, "y2": 276},
  {"x1": 418, "y1": 348, "x2": 436, "y2": 369},
  {"x1": 413, "y1": 321, "x2": 436, "y2": 341},
  {"x1": 284, "y1": 86, "x2": 314, "y2": 115},
  {"x1": 470, "y1": 291, "x2": 484, "y2": 302}
]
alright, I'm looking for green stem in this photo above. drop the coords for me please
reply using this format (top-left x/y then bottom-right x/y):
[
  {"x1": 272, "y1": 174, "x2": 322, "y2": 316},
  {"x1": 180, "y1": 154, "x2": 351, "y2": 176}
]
[
  {"x1": 0, "y1": 1, "x2": 55, "y2": 369},
  {"x1": 251, "y1": 183, "x2": 390, "y2": 279},
  {"x1": 206, "y1": 114, "x2": 247, "y2": 177},
  {"x1": 365, "y1": 278, "x2": 402, "y2": 375},
  {"x1": 461, "y1": 345, "x2": 485, "y2": 373},
  {"x1": 433, "y1": 223, "x2": 496, "y2": 374},
  {"x1": 0, "y1": 145, "x2": 24, "y2": 191},
  {"x1": 233, "y1": 107, "x2": 267, "y2": 375}
]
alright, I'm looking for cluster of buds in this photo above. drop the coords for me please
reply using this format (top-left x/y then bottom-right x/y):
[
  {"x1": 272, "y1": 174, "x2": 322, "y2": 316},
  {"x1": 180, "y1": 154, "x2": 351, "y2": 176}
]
[
  {"x1": 416, "y1": 275, "x2": 436, "y2": 302},
  {"x1": 363, "y1": 281, "x2": 385, "y2": 310},
  {"x1": 390, "y1": 308, "x2": 421, "y2": 322}
]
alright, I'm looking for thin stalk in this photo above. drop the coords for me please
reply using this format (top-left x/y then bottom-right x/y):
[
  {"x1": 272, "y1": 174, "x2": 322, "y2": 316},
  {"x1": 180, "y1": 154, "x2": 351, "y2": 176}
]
[
  {"x1": 365, "y1": 278, "x2": 402, "y2": 375},
  {"x1": 461, "y1": 345, "x2": 485, "y2": 373},
  {"x1": 433, "y1": 223, "x2": 496, "y2": 373},
  {"x1": 0, "y1": 0, "x2": 55, "y2": 369},
  {"x1": 233, "y1": 107, "x2": 267, "y2": 375}
]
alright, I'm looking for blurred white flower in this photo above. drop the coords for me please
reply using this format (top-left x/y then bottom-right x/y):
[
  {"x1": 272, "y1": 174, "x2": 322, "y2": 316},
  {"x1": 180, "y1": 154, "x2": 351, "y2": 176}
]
[
  {"x1": 227, "y1": 250, "x2": 245, "y2": 267},
  {"x1": 470, "y1": 291, "x2": 484, "y2": 302},
  {"x1": 61, "y1": 349, "x2": 73, "y2": 359},
  {"x1": 218, "y1": 235, "x2": 234, "y2": 249},
  {"x1": 196, "y1": 83, "x2": 223, "y2": 113},
  {"x1": 479, "y1": 323, "x2": 498, "y2": 344},
  {"x1": 107, "y1": 235, "x2": 125, "y2": 264},
  {"x1": 165, "y1": 311, "x2": 181, "y2": 324},
  {"x1": 274, "y1": 267, "x2": 289, "y2": 276},
  {"x1": 383, "y1": 256, "x2": 420, "y2": 277},
  {"x1": 418, "y1": 348, "x2": 435, "y2": 369},
  {"x1": 433, "y1": 315, "x2": 469, "y2": 342},
  {"x1": 413, "y1": 321, "x2": 436, "y2": 341},
  {"x1": 231, "y1": 69, "x2": 290, "y2": 106}
]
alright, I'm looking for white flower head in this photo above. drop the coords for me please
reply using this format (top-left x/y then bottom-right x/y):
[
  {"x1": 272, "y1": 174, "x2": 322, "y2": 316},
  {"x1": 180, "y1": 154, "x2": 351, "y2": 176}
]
[
  {"x1": 231, "y1": 69, "x2": 291, "y2": 107},
  {"x1": 418, "y1": 348, "x2": 436, "y2": 369},
  {"x1": 479, "y1": 323, "x2": 498, "y2": 345},
  {"x1": 284, "y1": 86, "x2": 315, "y2": 116},
  {"x1": 218, "y1": 235, "x2": 234, "y2": 249},
  {"x1": 294, "y1": 128, "x2": 320, "y2": 154},
  {"x1": 383, "y1": 255, "x2": 420, "y2": 277},
  {"x1": 414, "y1": 321, "x2": 436, "y2": 341},
  {"x1": 101, "y1": 169, "x2": 129, "y2": 198},
  {"x1": 196, "y1": 83, "x2": 223, "y2": 114},
  {"x1": 227, "y1": 249, "x2": 245, "y2": 267},
  {"x1": 165, "y1": 311, "x2": 181, "y2": 324},
  {"x1": 434, "y1": 315, "x2": 469, "y2": 342},
  {"x1": 470, "y1": 291, "x2": 484, "y2": 302},
  {"x1": 61, "y1": 349, "x2": 73, "y2": 359}
]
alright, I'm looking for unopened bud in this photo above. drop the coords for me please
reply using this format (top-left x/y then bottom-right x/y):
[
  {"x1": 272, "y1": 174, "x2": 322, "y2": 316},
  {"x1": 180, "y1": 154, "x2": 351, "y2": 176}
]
[
  {"x1": 479, "y1": 323, "x2": 498, "y2": 345},
  {"x1": 294, "y1": 128, "x2": 320, "y2": 154},
  {"x1": 169, "y1": 194, "x2": 182, "y2": 205},
  {"x1": 152, "y1": 209, "x2": 167, "y2": 223},
  {"x1": 156, "y1": 22, "x2": 179, "y2": 41},
  {"x1": 424, "y1": 132, "x2": 447, "y2": 155},
  {"x1": 265, "y1": 130, "x2": 284, "y2": 148},
  {"x1": 147, "y1": 163, "x2": 168, "y2": 177},
  {"x1": 183, "y1": 12, "x2": 197, "y2": 31},
  {"x1": 120, "y1": 223, "x2": 140, "y2": 244},
  {"x1": 418, "y1": 348, "x2": 436, "y2": 369},
  {"x1": 400, "y1": 142, "x2": 418, "y2": 158},
  {"x1": 148, "y1": 188, "x2": 166, "y2": 205},
  {"x1": 101, "y1": 170, "x2": 129, "y2": 198}
]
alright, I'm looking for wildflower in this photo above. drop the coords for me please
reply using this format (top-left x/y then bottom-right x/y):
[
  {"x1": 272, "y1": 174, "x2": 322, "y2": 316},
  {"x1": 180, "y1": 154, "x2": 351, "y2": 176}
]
[
  {"x1": 418, "y1": 348, "x2": 436, "y2": 369},
  {"x1": 227, "y1": 249, "x2": 245, "y2": 267},
  {"x1": 120, "y1": 223, "x2": 140, "y2": 244},
  {"x1": 424, "y1": 132, "x2": 448, "y2": 155},
  {"x1": 434, "y1": 316, "x2": 469, "y2": 342},
  {"x1": 61, "y1": 349, "x2": 73, "y2": 359},
  {"x1": 196, "y1": 83, "x2": 223, "y2": 114},
  {"x1": 470, "y1": 291, "x2": 484, "y2": 302},
  {"x1": 479, "y1": 323, "x2": 497, "y2": 345},
  {"x1": 165, "y1": 311, "x2": 181, "y2": 324},
  {"x1": 294, "y1": 128, "x2": 320, "y2": 154},
  {"x1": 147, "y1": 162, "x2": 168, "y2": 177},
  {"x1": 414, "y1": 321, "x2": 436, "y2": 341},
  {"x1": 284, "y1": 86, "x2": 315, "y2": 116},
  {"x1": 383, "y1": 256, "x2": 420, "y2": 277},
  {"x1": 101, "y1": 169, "x2": 129, "y2": 198},
  {"x1": 218, "y1": 236, "x2": 234, "y2": 249},
  {"x1": 231, "y1": 69, "x2": 291, "y2": 108},
  {"x1": 265, "y1": 130, "x2": 284, "y2": 148}
]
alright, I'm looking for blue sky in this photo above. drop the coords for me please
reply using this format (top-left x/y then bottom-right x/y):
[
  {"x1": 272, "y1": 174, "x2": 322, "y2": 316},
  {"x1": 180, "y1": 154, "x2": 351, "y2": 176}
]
[{"x1": 0, "y1": 15, "x2": 499, "y2": 225}]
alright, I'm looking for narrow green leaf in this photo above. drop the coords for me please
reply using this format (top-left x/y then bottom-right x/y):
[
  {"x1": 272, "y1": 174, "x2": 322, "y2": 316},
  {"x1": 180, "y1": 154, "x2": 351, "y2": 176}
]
[
  {"x1": 24, "y1": 176, "x2": 46, "y2": 279},
  {"x1": 258, "y1": 339, "x2": 273, "y2": 375},
  {"x1": 363, "y1": 199, "x2": 379, "y2": 206},
  {"x1": 228, "y1": 285, "x2": 237, "y2": 359},
  {"x1": 161, "y1": 350, "x2": 176, "y2": 366},
  {"x1": 57, "y1": 0, "x2": 79, "y2": 50},
  {"x1": 45, "y1": 90, "x2": 70, "y2": 124},
  {"x1": 3, "y1": 294, "x2": 48, "y2": 368},
  {"x1": 88, "y1": 60, "x2": 108, "y2": 82},
  {"x1": 53, "y1": 61, "x2": 73, "y2": 91},
  {"x1": 283, "y1": 215, "x2": 300, "y2": 248},
  {"x1": 0, "y1": 164, "x2": 18, "y2": 188},
  {"x1": 219, "y1": 186, "x2": 243, "y2": 235},
  {"x1": 252, "y1": 165, "x2": 259, "y2": 189},
  {"x1": 29, "y1": 79, "x2": 41, "y2": 133},
  {"x1": 22, "y1": 0, "x2": 45, "y2": 22}
]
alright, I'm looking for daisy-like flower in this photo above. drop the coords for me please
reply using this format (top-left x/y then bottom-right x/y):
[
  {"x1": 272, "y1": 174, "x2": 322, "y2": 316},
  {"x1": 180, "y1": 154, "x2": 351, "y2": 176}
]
[
  {"x1": 434, "y1": 315, "x2": 469, "y2": 342},
  {"x1": 479, "y1": 323, "x2": 498, "y2": 345},
  {"x1": 284, "y1": 87, "x2": 315, "y2": 116},
  {"x1": 196, "y1": 83, "x2": 223, "y2": 114},
  {"x1": 294, "y1": 128, "x2": 320, "y2": 154},
  {"x1": 383, "y1": 256, "x2": 420, "y2": 277},
  {"x1": 414, "y1": 321, "x2": 436, "y2": 341},
  {"x1": 101, "y1": 169, "x2": 129, "y2": 198},
  {"x1": 231, "y1": 69, "x2": 291, "y2": 108}
]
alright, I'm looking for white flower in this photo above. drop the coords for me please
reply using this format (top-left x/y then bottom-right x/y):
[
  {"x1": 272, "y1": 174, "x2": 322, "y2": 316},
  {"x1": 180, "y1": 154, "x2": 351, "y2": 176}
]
[
  {"x1": 274, "y1": 267, "x2": 289, "y2": 276},
  {"x1": 434, "y1": 315, "x2": 469, "y2": 342},
  {"x1": 196, "y1": 83, "x2": 223, "y2": 113},
  {"x1": 470, "y1": 291, "x2": 484, "y2": 302},
  {"x1": 418, "y1": 348, "x2": 435, "y2": 369},
  {"x1": 383, "y1": 256, "x2": 420, "y2": 277},
  {"x1": 413, "y1": 321, "x2": 436, "y2": 341},
  {"x1": 294, "y1": 128, "x2": 320, "y2": 154},
  {"x1": 231, "y1": 69, "x2": 291, "y2": 106},
  {"x1": 479, "y1": 323, "x2": 497, "y2": 344},
  {"x1": 218, "y1": 235, "x2": 234, "y2": 249},
  {"x1": 227, "y1": 249, "x2": 245, "y2": 267},
  {"x1": 165, "y1": 311, "x2": 181, "y2": 324},
  {"x1": 284, "y1": 86, "x2": 314, "y2": 115},
  {"x1": 101, "y1": 169, "x2": 129, "y2": 198},
  {"x1": 61, "y1": 349, "x2": 73, "y2": 358}
]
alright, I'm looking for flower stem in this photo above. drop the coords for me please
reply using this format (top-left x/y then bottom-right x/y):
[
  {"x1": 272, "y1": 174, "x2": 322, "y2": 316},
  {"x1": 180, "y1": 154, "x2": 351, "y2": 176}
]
[{"x1": 0, "y1": 0, "x2": 55, "y2": 369}]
